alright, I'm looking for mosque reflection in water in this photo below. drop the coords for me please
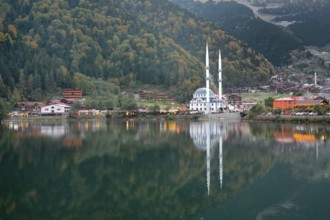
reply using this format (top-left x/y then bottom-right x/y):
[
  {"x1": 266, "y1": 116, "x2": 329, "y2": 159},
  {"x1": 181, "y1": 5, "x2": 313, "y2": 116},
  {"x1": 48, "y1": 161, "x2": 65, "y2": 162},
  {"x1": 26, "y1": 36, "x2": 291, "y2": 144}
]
[
  {"x1": 7, "y1": 119, "x2": 328, "y2": 197},
  {"x1": 6, "y1": 119, "x2": 329, "y2": 154},
  {"x1": 189, "y1": 121, "x2": 227, "y2": 195},
  {"x1": 2, "y1": 119, "x2": 330, "y2": 220},
  {"x1": 6, "y1": 119, "x2": 329, "y2": 158}
]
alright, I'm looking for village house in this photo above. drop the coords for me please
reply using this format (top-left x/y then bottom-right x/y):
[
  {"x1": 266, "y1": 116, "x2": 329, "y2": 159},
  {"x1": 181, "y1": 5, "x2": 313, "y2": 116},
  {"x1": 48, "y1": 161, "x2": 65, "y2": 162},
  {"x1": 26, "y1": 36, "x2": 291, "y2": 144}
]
[
  {"x1": 273, "y1": 97, "x2": 295, "y2": 110},
  {"x1": 41, "y1": 103, "x2": 71, "y2": 116},
  {"x1": 138, "y1": 90, "x2": 152, "y2": 100},
  {"x1": 227, "y1": 94, "x2": 242, "y2": 106},
  {"x1": 63, "y1": 89, "x2": 83, "y2": 99},
  {"x1": 295, "y1": 99, "x2": 329, "y2": 107},
  {"x1": 13, "y1": 102, "x2": 46, "y2": 116},
  {"x1": 62, "y1": 89, "x2": 84, "y2": 105},
  {"x1": 273, "y1": 96, "x2": 329, "y2": 113}
]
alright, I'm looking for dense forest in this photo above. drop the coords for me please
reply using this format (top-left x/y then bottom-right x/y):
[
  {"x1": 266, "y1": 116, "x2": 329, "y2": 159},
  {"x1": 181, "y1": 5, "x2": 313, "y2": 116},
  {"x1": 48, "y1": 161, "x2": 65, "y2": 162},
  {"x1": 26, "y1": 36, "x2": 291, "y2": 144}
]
[
  {"x1": 0, "y1": 0, "x2": 274, "y2": 107},
  {"x1": 259, "y1": 1, "x2": 330, "y2": 47}
]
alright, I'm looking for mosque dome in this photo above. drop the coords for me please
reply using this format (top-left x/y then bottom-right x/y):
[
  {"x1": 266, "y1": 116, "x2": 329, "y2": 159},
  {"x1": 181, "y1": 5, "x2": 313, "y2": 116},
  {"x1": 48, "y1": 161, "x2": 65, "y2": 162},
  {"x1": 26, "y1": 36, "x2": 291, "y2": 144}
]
[{"x1": 193, "y1": 87, "x2": 215, "y2": 98}]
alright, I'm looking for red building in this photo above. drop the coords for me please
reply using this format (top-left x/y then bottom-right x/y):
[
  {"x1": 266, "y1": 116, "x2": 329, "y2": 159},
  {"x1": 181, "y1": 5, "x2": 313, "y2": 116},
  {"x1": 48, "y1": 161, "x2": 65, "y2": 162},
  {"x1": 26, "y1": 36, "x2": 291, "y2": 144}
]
[
  {"x1": 63, "y1": 89, "x2": 83, "y2": 99},
  {"x1": 273, "y1": 97, "x2": 295, "y2": 110}
]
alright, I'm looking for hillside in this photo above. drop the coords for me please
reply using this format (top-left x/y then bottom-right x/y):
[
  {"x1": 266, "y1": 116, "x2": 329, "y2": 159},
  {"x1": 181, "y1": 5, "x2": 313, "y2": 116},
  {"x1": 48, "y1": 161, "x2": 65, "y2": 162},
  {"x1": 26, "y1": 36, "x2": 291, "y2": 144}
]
[
  {"x1": 259, "y1": 0, "x2": 330, "y2": 47},
  {"x1": 0, "y1": 0, "x2": 274, "y2": 105},
  {"x1": 172, "y1": 0, "x2": 304, "y2": 66}
]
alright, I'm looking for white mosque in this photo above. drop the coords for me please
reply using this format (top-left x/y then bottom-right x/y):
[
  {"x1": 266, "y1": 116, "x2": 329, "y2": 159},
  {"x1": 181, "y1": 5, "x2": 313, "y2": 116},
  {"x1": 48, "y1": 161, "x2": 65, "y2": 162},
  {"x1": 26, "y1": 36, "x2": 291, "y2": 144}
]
[{"x1": 189, "y1": 43, "x2": 226, "y2": 114}]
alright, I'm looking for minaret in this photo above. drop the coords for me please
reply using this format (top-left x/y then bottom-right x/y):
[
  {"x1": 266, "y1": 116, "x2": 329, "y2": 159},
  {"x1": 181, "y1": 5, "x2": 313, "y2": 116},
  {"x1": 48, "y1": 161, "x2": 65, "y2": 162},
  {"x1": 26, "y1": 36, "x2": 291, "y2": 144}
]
[
  {"x1": 218, "y1": 50, "x2": 222, "y2": 100},
  {"x1": 314, "y1": 71, "x2": 317, "y2": 87},
  {"x1": 206, "y1": 42, "x2": 210, "y2": 114}
]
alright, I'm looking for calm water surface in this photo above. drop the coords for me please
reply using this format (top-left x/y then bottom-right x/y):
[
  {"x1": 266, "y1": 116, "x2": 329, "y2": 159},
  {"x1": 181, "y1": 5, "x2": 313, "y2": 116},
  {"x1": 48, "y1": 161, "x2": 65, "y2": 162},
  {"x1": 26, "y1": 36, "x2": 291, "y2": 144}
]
[{"x1": 1, "y1": 119, "x2": 330, "y2": 220}]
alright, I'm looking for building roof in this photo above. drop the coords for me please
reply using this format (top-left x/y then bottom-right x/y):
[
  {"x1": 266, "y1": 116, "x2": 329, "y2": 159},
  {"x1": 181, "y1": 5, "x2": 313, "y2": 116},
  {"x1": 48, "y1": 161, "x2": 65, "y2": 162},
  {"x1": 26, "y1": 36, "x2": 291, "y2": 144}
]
[
  {"x1": 43, "y1": 103, "x2": 71, "y2": 108},
  {"x1": 274, "y1": 97, "x2": 294, "y2": 101},
  {"x1": 296, "y1": 100, "x2": 325, "y2": 106},
  {"x1": 14, "y1": 102, "x2": 46, "y2": 107},
  {"x1": 193, "y1": 87, "x2": 215, "y2": 96}
]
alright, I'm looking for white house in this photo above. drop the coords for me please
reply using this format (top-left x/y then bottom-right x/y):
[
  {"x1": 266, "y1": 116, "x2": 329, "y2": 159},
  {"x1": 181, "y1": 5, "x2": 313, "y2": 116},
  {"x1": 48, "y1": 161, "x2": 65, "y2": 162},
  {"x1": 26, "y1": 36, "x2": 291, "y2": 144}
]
[{"x1": 41, "y1": 103, "x2": 71, "y2": 116}]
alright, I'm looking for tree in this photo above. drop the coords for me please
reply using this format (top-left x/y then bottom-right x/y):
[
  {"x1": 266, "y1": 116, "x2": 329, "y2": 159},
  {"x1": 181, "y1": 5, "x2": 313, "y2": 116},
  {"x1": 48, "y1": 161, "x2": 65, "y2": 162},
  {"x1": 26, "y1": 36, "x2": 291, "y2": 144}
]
[
  {"x1": 73, "y1": 72, "x2": 92, "y2": 93},
  {"x1": 264, "y1": 97, "x2": 274, "y2": 108},
  {"x1": 293, "y1": 91, "x2": 304, "y2": 96},
  {"x1": 121, "y1": 97, "x2": 137, "y2": 111},
  {"x1": 0, "y1": 98, "x2": 10, "y2": 122},
  {"x1": 247, "y1": 103, "x2": 266, "y2": 118},
  {"x1": 313, "y1": 104, "x2": 325, "y2": 115},
  {"x1": 150, "y1": 104, "x2": 160, "y2": 114}
]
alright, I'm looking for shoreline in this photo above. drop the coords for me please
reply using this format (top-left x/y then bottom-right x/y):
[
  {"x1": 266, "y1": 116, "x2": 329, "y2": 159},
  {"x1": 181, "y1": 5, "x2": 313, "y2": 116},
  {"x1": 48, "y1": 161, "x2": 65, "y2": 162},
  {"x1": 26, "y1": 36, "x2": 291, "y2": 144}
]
[
  {"x1": 3, "y1": 113, "x2": 330, "y2": 124},
  {"x1": 1, "y1": 112, "x2": 242, "y2": 124},
  {"x1": 244, "y1": 115, "x2": 330, "y2": 123}
]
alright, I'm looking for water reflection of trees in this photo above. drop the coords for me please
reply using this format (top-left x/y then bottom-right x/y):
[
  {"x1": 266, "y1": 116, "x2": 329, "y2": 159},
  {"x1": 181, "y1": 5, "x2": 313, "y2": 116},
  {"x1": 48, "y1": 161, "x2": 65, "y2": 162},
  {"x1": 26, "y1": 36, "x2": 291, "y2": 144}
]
[
  {"x1": 0, "y1": 120, "x2": 277, "y2": 219},
  {"x1": 1, "y1": 120, "x2": 328, "y2": 219}
]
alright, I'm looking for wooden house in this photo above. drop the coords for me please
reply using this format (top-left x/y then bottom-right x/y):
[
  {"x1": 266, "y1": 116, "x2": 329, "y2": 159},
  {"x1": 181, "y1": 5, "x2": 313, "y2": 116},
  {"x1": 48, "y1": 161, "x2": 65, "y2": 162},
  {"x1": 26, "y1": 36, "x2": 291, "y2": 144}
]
[
  {"x1": 63, "y1": 89, "x2": 83, "y2": 99},
  {"x1": 14, "y1": 102, "x2": 45, "y2": 114},
  {"x1": 227, "y1": 94, "x2": 242, "y2": 106}
]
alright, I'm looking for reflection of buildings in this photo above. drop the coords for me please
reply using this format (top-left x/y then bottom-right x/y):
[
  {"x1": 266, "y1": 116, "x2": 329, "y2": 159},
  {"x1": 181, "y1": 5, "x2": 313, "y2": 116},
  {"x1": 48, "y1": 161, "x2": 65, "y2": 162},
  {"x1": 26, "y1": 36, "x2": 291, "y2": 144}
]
[
  {"x1": 189, "y1": 121, "x2": 226, "y2": 150},
  {"x1": 131, "y1": 120, "x2": 187, "y2": 134},
  {"x1": 189, "y1": 121, "x2": 227, "y2": 195},
  {"x1": 273, "y1": 124, "x2": 329, "y2": 160},
  {"x1": 63, "y1": 135, "x2": 83, "y2": 148},
  {"x1": 274, "y1": 124, "x2": 325, "y2": 146},
  {"x1": 40, "y1": 125, "x2": 67, "y2": 138},
  {"x1": 5, "y1": 121, "x2": 110, "y2": 148}
]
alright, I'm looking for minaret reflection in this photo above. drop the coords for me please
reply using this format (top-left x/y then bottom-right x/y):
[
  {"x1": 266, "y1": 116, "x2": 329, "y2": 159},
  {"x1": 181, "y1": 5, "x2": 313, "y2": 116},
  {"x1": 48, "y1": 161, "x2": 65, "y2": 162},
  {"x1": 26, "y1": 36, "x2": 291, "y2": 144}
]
[
  {"x1": 189, "y1": 121, "x2": 227, "y2": 195},
  {"x1": 219, "y1": 136, "x2": 223, "y2": 189}
]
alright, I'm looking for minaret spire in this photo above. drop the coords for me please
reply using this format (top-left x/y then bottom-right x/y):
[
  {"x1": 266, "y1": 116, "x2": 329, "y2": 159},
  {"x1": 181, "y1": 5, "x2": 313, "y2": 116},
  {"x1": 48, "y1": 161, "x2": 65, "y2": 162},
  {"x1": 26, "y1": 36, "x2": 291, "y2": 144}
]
[
  {"x1": 314, "y1": 71, "x2": 317, "y2": 87},
  {"x1": 218, "y1": 50, "x2": 222, "y2": 100},
  {"x1": 206, "y1": 42, "x2": 210, "y2": 114}
]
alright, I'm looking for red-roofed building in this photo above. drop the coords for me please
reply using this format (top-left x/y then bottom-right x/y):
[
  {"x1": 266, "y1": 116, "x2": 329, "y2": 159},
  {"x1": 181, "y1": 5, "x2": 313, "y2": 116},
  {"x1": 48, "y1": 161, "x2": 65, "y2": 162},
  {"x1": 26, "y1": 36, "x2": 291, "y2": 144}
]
[
  {"x1": 63, "y1": 89, "x2": 83, "y2": 99},
  {"x1": 41, "y1": 103, "x2": 71, "y2": 116},
  {"x1": 14, "y1": 102, "x2": 46, "y2": 113},
  {"x1": 273, "y1": 97, "x2": 295, "y2": 110},
  {"x1": 295, "y1": 99, "x2": 327, "y2": 107}
]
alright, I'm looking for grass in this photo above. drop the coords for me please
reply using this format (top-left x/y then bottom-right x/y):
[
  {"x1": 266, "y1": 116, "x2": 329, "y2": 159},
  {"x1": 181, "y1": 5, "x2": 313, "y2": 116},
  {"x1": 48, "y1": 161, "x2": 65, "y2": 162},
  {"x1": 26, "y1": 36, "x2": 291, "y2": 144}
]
[
  {"x1": 239, "y1": 92, "x2": 288, "y2": 103},
  {"x1": 137, "y1": 101, "x2": 185, "y2": 109}
]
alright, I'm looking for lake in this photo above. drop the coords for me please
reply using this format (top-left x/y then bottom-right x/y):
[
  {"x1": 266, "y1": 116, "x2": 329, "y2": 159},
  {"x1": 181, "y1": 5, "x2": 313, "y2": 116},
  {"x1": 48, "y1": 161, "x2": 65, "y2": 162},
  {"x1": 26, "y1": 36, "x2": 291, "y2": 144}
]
[{"x1": 0, "y1": 119, "x2": 330, "y2": 220}]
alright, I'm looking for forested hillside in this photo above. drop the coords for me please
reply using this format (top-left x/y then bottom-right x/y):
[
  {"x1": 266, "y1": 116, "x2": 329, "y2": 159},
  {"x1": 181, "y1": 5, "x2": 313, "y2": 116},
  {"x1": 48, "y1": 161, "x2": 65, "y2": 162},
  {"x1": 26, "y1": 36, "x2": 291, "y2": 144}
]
[
  {"x1": 259, "y1": 0, "x2": 330, "y2": 47},
  {"x1": 0, "y1": 0, "x2": 274, "y2": 104},
  {"x1": 173, "y1": 0, "x2": 304, "y2": 66}
]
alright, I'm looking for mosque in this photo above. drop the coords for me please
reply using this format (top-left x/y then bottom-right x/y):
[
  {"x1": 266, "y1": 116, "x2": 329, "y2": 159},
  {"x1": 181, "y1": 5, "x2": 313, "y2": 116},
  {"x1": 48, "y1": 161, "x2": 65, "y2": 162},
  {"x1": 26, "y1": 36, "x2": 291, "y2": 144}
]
[{"x1": 189, "y1": 43, "x2": 226, "y2": 114}]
